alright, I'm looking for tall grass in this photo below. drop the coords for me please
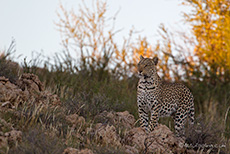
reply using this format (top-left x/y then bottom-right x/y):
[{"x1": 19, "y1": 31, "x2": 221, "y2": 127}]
[{"x1": 22, "y1": 51, "x2": 139, "y2": 119}]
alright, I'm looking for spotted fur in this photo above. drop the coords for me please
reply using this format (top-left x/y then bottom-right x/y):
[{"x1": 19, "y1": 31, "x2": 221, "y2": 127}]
[{"x1": 137, "y1": 55, "x2": 194, "y2": 136}]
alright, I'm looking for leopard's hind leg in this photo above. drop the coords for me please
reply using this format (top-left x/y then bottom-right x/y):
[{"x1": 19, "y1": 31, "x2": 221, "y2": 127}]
[{"x1": 173, "y1": 107, "x2": 187, "y2": 137}]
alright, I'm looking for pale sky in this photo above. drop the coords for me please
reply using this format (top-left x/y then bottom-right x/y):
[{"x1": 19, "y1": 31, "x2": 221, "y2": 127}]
[{"x1": 0, "y1": 0, "x2": 190, "y2": 63}]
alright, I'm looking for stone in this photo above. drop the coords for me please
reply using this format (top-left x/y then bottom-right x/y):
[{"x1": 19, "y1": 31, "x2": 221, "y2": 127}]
[
  {"x1": 94, "y1": 123, "x2": 121, "y2": 147},
  {"x1": 96, "y1": 110, "x2": 136, "y2": 130},
  {"x1": 0, "y1": 73, "x2": 62, "y2": 108},
  {"x1": 17, "y1": 73, "x2": 44, "y2": 93},
  {"x1": 124, "y1": 124, "x2": 194, "y2": 154},
  {"x1": 78, "y1": 148, "x2": 94, "y2": 154},
  {"x1": 0, "y1": 136, "x2": 7, "y2": 148},
  {"x1": 66, "y1": 114, "x2": 85, "y2": 127},
  {"x1": 125, "y1": 145, "x2": 139, "y2": 154},
  {"x1": 63, "y1": 147, "x2": 79, "y2": 154},
  {"x1": 6, "y1": 130, "x2": 22, "y2": 144}
]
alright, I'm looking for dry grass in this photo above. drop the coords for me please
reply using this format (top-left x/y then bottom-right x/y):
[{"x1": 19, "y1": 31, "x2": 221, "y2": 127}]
[
  {"x1": 0, "y1": 39, "x2": 229, "y2": 153},
  {"x1": 8, "y1": 128, "x2": 65, "y2": 154}
]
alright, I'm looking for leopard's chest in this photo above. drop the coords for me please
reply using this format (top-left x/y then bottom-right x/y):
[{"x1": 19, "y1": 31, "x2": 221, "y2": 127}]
[{"x1": 138, "y1": 83, "x2": 158, "y2": 103}]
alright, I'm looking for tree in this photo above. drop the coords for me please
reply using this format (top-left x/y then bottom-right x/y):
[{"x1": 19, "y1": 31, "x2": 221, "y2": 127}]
[
  {"x1": 157, "y1": 0, "x2": 230, "y2": 85},
  {"x1": 56, "y1": 0, "x2": 120, "y2": 76},
  {"x1": 185, "y1": 0, "x2": 230, "y2": 83}
]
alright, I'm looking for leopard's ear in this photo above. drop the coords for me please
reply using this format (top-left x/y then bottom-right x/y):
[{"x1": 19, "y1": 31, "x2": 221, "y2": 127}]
[
  {"x1": 140, "y1": 55, "x2": 144, "y2": 60},
  {"x1": 152, "y1": 57, "x2": 158, "y2": 65}
]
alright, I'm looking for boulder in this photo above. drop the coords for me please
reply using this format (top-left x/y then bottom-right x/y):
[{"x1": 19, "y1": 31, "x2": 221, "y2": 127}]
[
  {"x1": 0, "y1": 136, "x2": 7, "y2": 149},
  {"x1": 17, "y1": 73, "x2": 61, "y2": 106},
  {"x1": 0, "y1": 125, "x2": 22, "y2": 149},
  {"x1": 0, "y1": 73, "x2": 61, "y2": 109},
  {"x1": 17, "y1": 73, "x2": 44, "y2": 93},
  {"x1": 94, "y1": 123, "x2": 121, "y2": 147},
  {"x1": 78, "y1": 149, "x2": 94, "y2": 154},
  {"x1": 124, "y1": 127, "x2": 147, "y2": 150},
  {"x1": 125, "y1": 145, "x2": 139, "y2": 154},
  {"x1": 0, "y1": 76, "x2": 28, "y2": 108},
  {"x1": 114, "y1": 111, "x2": 136, "y2": 129},
  {"x1": 66, "y1": 114, "x2": 85, "y2": 127},
  {"x1": 63, "y1": 147, "x2": 79, "y2": 154},
  {"x1": 95, "y1": 110, "x2": 136, "y2": 130},
  {"x1": 124, "y1": 124, "x2": 195, "y2": 154},
  {"x1": 5, "y1": 130, "x2": 22, "y2": 146}
]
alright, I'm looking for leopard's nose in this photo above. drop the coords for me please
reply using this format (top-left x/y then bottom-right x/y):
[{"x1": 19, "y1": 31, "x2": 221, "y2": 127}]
[{"x1": 139, "y1": 70, "x2": 142, "y2": 73}]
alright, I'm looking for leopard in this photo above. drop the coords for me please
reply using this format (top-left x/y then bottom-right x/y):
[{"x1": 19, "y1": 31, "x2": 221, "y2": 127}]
[{"x1": 137, "y1": 55, "x2": 194, "y2": 136}]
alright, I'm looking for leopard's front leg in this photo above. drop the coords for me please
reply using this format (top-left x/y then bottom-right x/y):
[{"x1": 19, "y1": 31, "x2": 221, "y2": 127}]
[
  {"x1": 149, "y1": 103, "x2": 160, "y2": 131},
  {"x1": 137, "y1": 97, "x2": 150, "y2": 133}
]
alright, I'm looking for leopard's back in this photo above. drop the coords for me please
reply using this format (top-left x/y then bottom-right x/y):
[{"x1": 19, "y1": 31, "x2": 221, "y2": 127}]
[{"x1": 158, "y1": 82, "x2": 194, "y2": 118}]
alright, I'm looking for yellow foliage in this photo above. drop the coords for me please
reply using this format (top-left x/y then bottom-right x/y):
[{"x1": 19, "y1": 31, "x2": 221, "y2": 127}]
[{"x1": 184, "y1": 0, "x2": 230, "y2": 80}]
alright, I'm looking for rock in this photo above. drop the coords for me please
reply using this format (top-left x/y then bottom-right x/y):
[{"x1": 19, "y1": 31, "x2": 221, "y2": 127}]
[
  {"x1": 17, "y1": 73, "x2": 61, "y2": 106},
  {"x1": 0, "y1": 118, "x2": 13, "y2": 131},
  {"x1": 78, "y1": 148, "x2": 94, "y2": 154},
  {"x1": 65, "y1": 114, "x2": 86, "y2": 142},
  {"x1": 95, "y1": 110, "x2": 136, "y2": 130},
  {"x1": 0, "y1": 76, "x2": 9, "y2": 82},
  {"x1": 114, "y1": 111, "x2": 136, "y2": 129},
  {"x1": 125, "y1": 145, "x2": 139, "y2": 154},
  {"x1": 124, "y1": 127, "x2": 147, "y2": 150},
  {"x1": 94, "y1": 123, "x2": 121, "y2": 147},
  {"x1": 66, "y1": 114, "x2": 85, "y2": 127},
  {"x1": 124, "y1": 124, "x2": 194, "y2": 154},
  {"x1": 17, "y1": 73, "x2": 44, "y2": 93},
  {"x1": 0, "y1": 76, "x2": 27, "y2": 108},
  {"x1": 0, "y1": 136, "x2": 7, "y2": 148},
  {"x1": 6, "y1": 130, "x2": 22, "y2": 145},
  {"x1": 45, "y1": 93, "x2": 61, "y2": 106},
  {"x1": 63, "y1": 148, "x2": 94, "y2": 154},
  {"x1": 63, "y1": 147, "x2": 79, "y2": 154},
  {"x1": 147, "y1": 124, "x2": 185, "y2": 153},
  {"x1": 0, "y1": 128, "x2": 22, "y2": 148},
  {"x1": 0, "y1": 74, "x2": 61, "y2": 108},
  {"x1": 0, "y1": 118, "x2": 13, "y2": 149}
]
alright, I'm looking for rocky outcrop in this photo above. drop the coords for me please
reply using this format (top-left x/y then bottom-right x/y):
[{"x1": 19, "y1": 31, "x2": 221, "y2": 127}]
[
  {"x1": 66, "y1": 114, "x2": 86, "y2": 128},
  {"x1": 124, "y1": 124, "x2": 195, "y2": 154},
  {"x1": 0, "y1": 118, "x2": 22, "y2": 148},
  {"x1": 0, "y1": 73, "x2": 62, "y2": 150},
  {"x1": 0, "y1": 73, "x2": 61, "y2": 109},
  {"x1": 95, "y1": 110, "x2": 136, "y2": 130},
  {"x1": 63, "y1": 147, "x2": 79, "y2": 154},
  {"x1": 0, "y1": 76, "x2": 27, "y2": 108},
  {"x1": 124, "y1": 127, "x2": 147, "y2": 150},
  {"x1": 94, "y1": 123, "x2": 121, "y2": 147},
  {"x1": 89, "y1": 110, "x2": 195, "y2": 153},
  {"x1": 0, "y1": 73, "x2": 197, "y2": 153},
  {"x1": 125, "y1": 145, "x2": 139, "y2": 154},
  {"x1": 17, "y1": 73, "x2": 44, "y2": 93},
  {"x1": 65, "y1": 113, "x2": 86, "y2": 142}
]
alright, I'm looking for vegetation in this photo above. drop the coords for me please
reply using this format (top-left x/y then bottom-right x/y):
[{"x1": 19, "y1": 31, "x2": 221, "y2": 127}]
[{"x1": 0, "y1": 0, "x2": 229, "y2": 153}]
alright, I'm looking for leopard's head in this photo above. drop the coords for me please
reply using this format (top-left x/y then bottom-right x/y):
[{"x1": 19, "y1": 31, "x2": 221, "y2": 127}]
[{"x1": 137, "y1": 55, "x2": 158, "y2": 79}]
